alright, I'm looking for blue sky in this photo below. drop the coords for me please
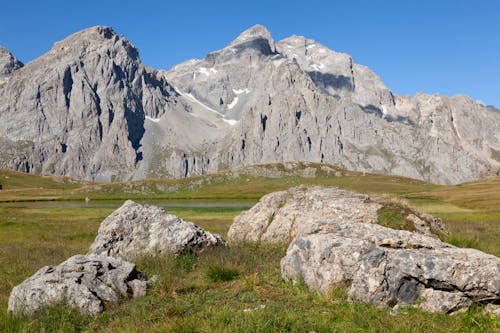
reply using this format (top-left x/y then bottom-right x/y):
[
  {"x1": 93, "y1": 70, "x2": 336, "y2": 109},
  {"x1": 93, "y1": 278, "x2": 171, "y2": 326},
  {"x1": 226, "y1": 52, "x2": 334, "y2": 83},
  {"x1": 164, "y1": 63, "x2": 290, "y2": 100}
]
[{"x1": 1, "y1": 0, "x2": 499, "y2": 106}]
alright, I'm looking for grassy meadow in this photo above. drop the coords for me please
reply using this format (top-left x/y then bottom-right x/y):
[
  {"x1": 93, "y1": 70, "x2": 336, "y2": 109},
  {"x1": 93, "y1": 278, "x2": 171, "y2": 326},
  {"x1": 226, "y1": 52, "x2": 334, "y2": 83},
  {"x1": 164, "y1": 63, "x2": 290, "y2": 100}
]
[{"x1": 0, "y1": 163, "x2": 499, "y2": 332}]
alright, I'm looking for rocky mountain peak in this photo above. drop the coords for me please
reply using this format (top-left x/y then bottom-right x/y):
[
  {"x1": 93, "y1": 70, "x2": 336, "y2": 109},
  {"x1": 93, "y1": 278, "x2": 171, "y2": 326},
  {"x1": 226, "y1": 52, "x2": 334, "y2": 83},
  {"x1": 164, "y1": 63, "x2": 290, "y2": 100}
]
[
  {"x1": 0, "y1": 25, "x2": 186, "y2": 181},
  {"x1": 278, "y1": 35, "x2": 350, "y2": 61},
  {"x1": 277, "y1": 34, "x2": 396, "y2": 110},
  {"x1": 0, "y1": 46, "x2": 23, "y2": 80},
  {"x1": 229, "y1": 24, "x2": 276, "y2": 55},
  {"x1": 54, "y1": 25, "x2": 118, "y2": 45},
  {"x1": 278, "y1": 35, "x2": 316, "y2": 50},
  {"x1": 49, "y1": 25, "x2": 139, "y2": 61},
  {"x1": 1, "y1": 25, "x2": 499, "y2": 185}
]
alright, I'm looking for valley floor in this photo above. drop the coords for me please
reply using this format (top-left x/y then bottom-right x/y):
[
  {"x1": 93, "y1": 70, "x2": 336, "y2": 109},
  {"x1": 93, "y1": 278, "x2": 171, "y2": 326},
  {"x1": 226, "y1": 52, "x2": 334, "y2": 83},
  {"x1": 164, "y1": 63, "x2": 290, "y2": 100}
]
[{"x1": 0, "y1": 164, "x2": 499, "y2": 332}]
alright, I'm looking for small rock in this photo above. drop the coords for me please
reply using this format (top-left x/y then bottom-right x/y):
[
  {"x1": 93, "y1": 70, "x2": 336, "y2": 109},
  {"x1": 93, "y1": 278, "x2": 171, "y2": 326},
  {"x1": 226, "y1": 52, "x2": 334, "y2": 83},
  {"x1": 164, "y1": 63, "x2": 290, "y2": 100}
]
[
  {"x1": 485, "y1": 303, "x2": 500, "y2": 316},
  {"x1": 243, "y1": 304, "x2": 266, "y2": 313},
  {"x1": 8, "y1": 254, "x2": 150, "y2": 316},
  {"x1": 406, "y1": 214, "x2": 431, "y2": 235}
]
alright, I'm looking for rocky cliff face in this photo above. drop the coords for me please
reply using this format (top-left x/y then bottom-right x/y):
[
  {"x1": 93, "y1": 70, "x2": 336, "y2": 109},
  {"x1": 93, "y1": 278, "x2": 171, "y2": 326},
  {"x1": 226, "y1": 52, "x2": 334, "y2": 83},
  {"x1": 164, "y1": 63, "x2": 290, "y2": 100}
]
[
  {"x1": 167, "y1": 25, "x2": 500, "y2": 184},
  {"x1": 0, "y1": 46, "x2": 23, "y2": 81},
  {"x1": 0, "y1": 25, "x2": 499, "y2": 184},
  {"x1": 0, "y1": 27, "x2": 216, "y2": 181}
]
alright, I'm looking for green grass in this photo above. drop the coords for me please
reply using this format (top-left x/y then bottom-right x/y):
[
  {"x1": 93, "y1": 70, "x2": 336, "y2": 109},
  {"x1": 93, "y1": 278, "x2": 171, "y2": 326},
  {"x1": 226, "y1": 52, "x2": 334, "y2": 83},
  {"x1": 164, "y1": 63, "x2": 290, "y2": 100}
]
[
  {"x1": 0, "y1": 163, "x2": 499, "y2": 331},
  {"x1": 205, "y1": 265, "x2": 240, "y2": 282},
  {"x1": 1, "y1": 245, "x2": 498, "y2": 332},
  {"x1": 377, "y1": 204, "x2": 416, "y2": 232},
  {"x1": 166, "y1": 206, "x2": 251, "y2": 236},
  {"x1": 0, "y1": 162, "x2": 438, "y2": 202},
  {"x1": 0, "y1": 169, "x2": 81, "y2": 190}
]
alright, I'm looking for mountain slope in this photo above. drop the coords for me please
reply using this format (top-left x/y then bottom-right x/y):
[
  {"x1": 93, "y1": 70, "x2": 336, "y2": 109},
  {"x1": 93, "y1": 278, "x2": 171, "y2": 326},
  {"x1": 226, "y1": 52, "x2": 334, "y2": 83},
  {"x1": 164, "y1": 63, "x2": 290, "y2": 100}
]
[
  {"x1": 166, "y1": 25, "x2": 500, "y2": 184},
  {"x1": 0, "y1": 27, "x2": 231, "y2": 181},
  {"x1": 0, "y1": 25, "x2": 499, "y2": 184}
]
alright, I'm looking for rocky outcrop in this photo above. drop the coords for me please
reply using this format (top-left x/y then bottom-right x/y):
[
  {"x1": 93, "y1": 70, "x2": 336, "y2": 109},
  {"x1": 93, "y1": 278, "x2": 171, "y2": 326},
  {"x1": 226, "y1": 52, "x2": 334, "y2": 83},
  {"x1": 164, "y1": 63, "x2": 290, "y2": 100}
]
[
  {"x1": 8, "y1": 254, "x2": 150, "y2": 316},
  {"x1": 281, "y1": 221, "x2": 500, "y2": 314},
  {"x1": 227, "y1": 185, "x2": 445, "y2": 244},
  {"x1": 167, "y1": 25, "x2": 500, "y2": 185},
  {"x1": 90, "y1": 200, "x2": 226, "y2": 260},
  {"x1": 1, "y1": 25, "x2": 499, "y2": 184},
  {"x1": 0, "y1": 46, "x2": 23, "y2": 80},
  {"x1": 0, "y1": 26, "x2": 201, "y2": 181}
]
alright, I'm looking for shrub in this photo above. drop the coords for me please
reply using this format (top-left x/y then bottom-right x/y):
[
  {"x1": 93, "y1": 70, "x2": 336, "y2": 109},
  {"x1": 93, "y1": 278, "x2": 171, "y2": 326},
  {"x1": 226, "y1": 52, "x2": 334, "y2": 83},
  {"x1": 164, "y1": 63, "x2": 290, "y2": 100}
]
[{"x1": 206, "y1": 265, "x2": 240, "y2": 283}]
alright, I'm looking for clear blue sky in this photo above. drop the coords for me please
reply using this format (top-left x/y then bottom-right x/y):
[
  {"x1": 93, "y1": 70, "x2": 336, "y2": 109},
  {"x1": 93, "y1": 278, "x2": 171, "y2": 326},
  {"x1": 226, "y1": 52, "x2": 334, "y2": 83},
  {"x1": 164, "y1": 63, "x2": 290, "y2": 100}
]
[{"x1": 1, "y1": 0, "x2": 499, "y2": 107}]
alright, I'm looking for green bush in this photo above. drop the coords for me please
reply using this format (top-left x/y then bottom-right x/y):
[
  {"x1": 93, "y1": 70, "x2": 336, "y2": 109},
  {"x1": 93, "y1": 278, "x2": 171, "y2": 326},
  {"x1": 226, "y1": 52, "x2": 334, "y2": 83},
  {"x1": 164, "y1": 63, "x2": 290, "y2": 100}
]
[
  {"x1": 206, "y1": 265, "x2": 240, "y2": 283},
  {"x1": 377, "y1": 205, "x2": 415, "y2": 231}
]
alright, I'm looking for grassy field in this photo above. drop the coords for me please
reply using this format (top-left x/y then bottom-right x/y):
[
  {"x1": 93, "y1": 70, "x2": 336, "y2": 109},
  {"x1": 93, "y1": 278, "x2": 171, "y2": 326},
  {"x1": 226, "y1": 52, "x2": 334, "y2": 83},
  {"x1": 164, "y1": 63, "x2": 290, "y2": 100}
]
[{"x1": 0, "y1": 164, "x2": 499, "y2": 332}]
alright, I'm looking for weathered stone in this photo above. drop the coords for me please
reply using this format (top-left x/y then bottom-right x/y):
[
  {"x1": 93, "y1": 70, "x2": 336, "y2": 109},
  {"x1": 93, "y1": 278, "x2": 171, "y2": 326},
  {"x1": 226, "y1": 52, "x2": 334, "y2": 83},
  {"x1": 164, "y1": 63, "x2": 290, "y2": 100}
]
[
  {"x1": 485, "y1": 303, "x2": 500, "y2": 316},
  {"x1": 90, "y1": 200, "x2": 226, "y2": 260},
  {"x1": 281, "y1": 221, "x2": 500, "y2": 314},
  {"x1": 228, "y1": 185, "x2": 444, "y2": 244},
  {"x1": 8, "y1": 254, "x2": 149, "y2": 316},
  {"x1": 406, "y1": 214, "x2": 432, "y2": 235}
]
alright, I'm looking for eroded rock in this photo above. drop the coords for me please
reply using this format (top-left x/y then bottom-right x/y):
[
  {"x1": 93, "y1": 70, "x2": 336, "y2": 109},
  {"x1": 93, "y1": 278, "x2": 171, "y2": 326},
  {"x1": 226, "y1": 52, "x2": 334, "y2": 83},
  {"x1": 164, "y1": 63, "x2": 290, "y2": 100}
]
[
  {"x1": 90, "y1": 200, "x2": 226, "y2": 260},
  {"x1": 281, "y1": 221, "x2": 500, "y2": 314},
  {"x1": 8, "y1": 254, "x2": 149, "y2": 316},
  {"x1": 228, "y1": 185, "x2": 445, "y2": 244}
]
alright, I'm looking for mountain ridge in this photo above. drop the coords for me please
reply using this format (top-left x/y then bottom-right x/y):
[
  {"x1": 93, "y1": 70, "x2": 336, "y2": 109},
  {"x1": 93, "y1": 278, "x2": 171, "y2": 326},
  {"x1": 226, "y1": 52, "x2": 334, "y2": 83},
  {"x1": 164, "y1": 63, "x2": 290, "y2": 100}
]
[{"x1": 0, "y1": 25, "x2": 498, "y2": 184}]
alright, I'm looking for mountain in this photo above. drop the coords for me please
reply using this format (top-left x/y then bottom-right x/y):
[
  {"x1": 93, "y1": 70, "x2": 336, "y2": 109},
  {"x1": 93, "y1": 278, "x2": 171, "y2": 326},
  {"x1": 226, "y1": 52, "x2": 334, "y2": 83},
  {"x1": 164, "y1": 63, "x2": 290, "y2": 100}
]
[
  {"x1": 0, "y1": 27, "x2": 192, "y2": 181},
  {"x1": 0, "y1": 46, "x2": 23, "y2": 81},
  {"x1": 0, "y1": 25, "x2": 499, "y2": 184}
]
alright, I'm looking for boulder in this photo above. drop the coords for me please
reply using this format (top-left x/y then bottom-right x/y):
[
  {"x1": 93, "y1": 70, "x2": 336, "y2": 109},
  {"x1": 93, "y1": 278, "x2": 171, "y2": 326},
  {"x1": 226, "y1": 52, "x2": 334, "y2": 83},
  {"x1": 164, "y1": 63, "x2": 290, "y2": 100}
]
[
  {"x1": 90, "y1": 200, "x2": 226, "y2": 260},
  {"x1": 281, "y1": 220, "x2": 500, "y2": 314},
  {"x1": 228, "y1": 185, "x2": 445, "y2": 244},
  {"x1": 8, "y1": 254, "x2": 150, "y2": 316}
]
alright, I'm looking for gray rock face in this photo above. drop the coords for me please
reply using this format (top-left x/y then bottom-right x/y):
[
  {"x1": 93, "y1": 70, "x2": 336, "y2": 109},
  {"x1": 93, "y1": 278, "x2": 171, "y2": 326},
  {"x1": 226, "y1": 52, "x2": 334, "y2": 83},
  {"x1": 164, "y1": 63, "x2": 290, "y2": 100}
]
[
  {"x1": 281, "y1": 222, "x2": 500, "y2": 313},
  {"x1": 0, "y1": 26, "x2": 193, "y2": 181},
  {"x1": 227, "y1": 185, "x2": 446, "y2": 244},
  {"x1": 0, "y1": 46, "x2": 23, "y2": 80},
  {"x1": 1, "y1": 25, "x2": 499, "y2": 184},
  {"x1": 90, "y1": 200, "x2": 226, "y2": 260},
  {"x1": 8, "y1": 254, "x2": 149, "y2": 316},
  {"x1": 167, "y1": 25, "x2": 500, "y2": 185}
]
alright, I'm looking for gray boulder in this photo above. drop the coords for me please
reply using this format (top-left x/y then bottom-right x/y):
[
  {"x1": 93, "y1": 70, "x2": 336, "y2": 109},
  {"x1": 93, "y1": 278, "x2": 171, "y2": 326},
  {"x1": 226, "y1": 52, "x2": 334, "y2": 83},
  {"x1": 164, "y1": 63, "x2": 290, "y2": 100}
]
[
  {"x1": 281, "y1": 221, "x2": 500, "y2": 314},
  {"x1": 90, "y1": 200, "x2": 226, "y2": 260},
  {"x1": 228, "y1": 185, "x2": 445, "y2": 244},
  {"x1": 8, "y1": 254, "x2": 149, "y2": 316}
]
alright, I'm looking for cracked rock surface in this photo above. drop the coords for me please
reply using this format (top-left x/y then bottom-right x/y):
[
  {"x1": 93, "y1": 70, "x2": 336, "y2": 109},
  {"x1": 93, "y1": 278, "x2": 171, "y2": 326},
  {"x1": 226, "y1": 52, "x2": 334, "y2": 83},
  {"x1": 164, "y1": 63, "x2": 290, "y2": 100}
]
[
  {"x1": 280, "y1": 220, "x2": 500, "y2": 314},
  {"x1": 8, "y1": 254, "x2": 149, "y2": 316},
  {"x1": 228, "y1": 185, "x2": 446, "y2": 244},
  {"x1": 90, "y1": 200, "x2": 226, "y2": 260}
]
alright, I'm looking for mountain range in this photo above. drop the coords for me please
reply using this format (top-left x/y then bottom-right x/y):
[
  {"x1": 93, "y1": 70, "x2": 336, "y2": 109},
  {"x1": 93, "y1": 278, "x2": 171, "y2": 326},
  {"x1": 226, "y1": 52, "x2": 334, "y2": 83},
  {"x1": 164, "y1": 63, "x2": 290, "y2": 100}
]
[{"x1": 0, "y1": 25, "x2": 499, "y2": 184}]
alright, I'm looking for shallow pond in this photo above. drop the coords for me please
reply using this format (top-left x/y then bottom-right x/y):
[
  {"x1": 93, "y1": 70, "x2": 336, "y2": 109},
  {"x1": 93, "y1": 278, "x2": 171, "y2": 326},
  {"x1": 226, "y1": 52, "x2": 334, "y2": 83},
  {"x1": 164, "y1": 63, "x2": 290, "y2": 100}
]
[{"x1": 0, "y1": 198, "x2": 257, "y2": 210}]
